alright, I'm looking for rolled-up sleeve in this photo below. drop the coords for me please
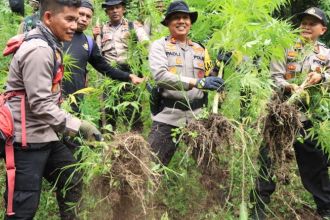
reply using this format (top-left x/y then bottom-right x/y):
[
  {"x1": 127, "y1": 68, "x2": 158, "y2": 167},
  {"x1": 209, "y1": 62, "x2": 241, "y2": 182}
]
[
  {"x1": 149, "y1": 40, "x2": 194, "y2": 90},
  {"x1": 22, "y1": 44, "x2": 81, "y2": 134}
]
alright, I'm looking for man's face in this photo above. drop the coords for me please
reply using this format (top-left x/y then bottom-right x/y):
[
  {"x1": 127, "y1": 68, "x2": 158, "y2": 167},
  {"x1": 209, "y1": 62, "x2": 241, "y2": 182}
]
[
  {"x1": 105, "y1": 4, "x2": 125, "y2": 24},
  {"x1": 300, "y1": 15, "x2": 327, "y2": 41},
  {"x1": 44, "y1": 6, "x2": 79, "y2": 41},
  {"x1": 29, "y1": 0, "x2": 39, "y2": 11},
  {"x1": 77, "y1": 7, "x2": 93, "y2": 32},
  {"x1": 167, "y1": 13, "x2": 192, "y2": 39},
  {"x1": 155, "y1": 1, "x2": 165, "y2": 13}
]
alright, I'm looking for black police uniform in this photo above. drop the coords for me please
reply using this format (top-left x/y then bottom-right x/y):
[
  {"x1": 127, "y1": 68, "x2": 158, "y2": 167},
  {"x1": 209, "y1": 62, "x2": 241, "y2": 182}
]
[{"x1": 62, "y1": 32, "x2": 131, "y2": 113}]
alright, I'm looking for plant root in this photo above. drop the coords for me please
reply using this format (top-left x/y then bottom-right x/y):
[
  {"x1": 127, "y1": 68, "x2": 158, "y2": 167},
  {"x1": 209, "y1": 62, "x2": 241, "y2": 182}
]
[
  {"x1": 89, "y1": 133, "x2": 161, "y2": 220},
  {"x1": 263, "y1": 95, "x2": 303, "y2": 183}
]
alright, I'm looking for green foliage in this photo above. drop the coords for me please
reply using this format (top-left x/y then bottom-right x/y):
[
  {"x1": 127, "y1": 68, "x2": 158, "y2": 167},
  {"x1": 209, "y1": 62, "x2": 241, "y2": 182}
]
[
  {"x1": 205, "y1": 0, "x2": 297, "y2": 123},
  {"x1": 159, "y1": 151, "x2": 207, "y2": 217},
  {"x1": 0, "y1": 0, "x2": 22, "y2": 91}
]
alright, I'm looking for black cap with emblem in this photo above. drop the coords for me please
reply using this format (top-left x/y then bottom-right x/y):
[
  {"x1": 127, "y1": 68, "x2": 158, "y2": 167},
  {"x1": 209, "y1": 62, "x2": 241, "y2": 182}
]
[
  {"x1": 161, "y1": 1, "x2": 198, "y2": 26},
  {"x1": 297, "y1": 7, "x2": 328, "y2": 26}
]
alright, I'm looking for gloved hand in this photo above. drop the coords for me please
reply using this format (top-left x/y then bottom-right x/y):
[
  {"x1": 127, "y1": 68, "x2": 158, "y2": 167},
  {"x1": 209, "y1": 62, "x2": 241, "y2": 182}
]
[
  {"x1": 196, "y1": 76, "x2": 224, "y2": 91},
  {"x1": 217, "y1": 49, "x2": 232, "y2": 65},
  {"x1": 79, "y1": 120, "x2": 103, "y2": 142}
]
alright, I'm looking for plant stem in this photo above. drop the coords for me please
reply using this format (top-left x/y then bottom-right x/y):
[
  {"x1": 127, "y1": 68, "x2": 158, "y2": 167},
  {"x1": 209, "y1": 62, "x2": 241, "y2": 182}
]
[{"x1": 212, "y1": 62, "x2": 225, "y2": 114}]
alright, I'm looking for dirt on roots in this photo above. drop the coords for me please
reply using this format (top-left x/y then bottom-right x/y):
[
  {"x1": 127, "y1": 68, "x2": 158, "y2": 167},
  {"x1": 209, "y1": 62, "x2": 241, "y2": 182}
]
[
  {"x1": 263, "y1": 95, "x2": 303, "y2": 183},
  {"x1": 183, "y1": 113, "x2": 234, "y2": 205},
  {"x1": 87, "y1": 133, "x2": 161, "y2": 220},
  {"x1": 183, "y1": 113, "x2": 234, "y2": 166}
]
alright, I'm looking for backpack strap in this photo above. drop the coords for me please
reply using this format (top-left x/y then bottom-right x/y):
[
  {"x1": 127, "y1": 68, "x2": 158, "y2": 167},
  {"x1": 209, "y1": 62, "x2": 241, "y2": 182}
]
[
  {"x1": 0, "y1": 90, "x2": 25, "y2": 216},
  {"x1": 24, "y1": 34, "x2": 60, "y2": 78},
  {"x1": 86, "y1": 35, "x2": 94, "y2": 57}
]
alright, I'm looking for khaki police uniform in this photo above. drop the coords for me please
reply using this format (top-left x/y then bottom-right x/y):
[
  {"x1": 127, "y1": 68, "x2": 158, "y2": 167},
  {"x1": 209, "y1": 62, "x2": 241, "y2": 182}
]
[
  {"x1": 99, "y1": 18, "x2": 149, "y2": 65},
  {"x1": 6, "y1": 28, "x2": 81, "y2": 143},
  {"x1": 253, "y1": 40, "x2": 330, "y2": 213},
  {"x1": 4, "y1": 26, "x2": 82, "y2": 219},
  {"x1": 271, "y1": 40, "x2": 330, "y2": 88},
  {"x1": 148, "y1": 36, "x2": 210, "y2": 165}
]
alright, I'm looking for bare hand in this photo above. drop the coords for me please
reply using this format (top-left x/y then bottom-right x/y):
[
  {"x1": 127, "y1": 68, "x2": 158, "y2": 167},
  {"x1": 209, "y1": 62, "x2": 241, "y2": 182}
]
[
  {"x1": 307, "y1": 72, "x2": 322, "y2": 85},
  {"x1": 92, "y1": 26, "x2": 101, "y2": 38},
  {"x1": 129, "y1": 74, "x2": 145, "y2": 85}
]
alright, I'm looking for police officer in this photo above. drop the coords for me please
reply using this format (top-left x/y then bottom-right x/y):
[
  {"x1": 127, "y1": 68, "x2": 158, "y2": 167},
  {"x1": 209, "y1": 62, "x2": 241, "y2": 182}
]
[
  {"x1": 4, "y1": 0, "x2": 102, "y2": 219},
  {"x1": 93, "y1": 0, "x2": 149, "y2": 68},
  {"x1": 251, "y1": 7, "x2": 330, "y2": 220},
  {"x1": 148, "y1": 1, "x2": 224, "y2": 165},
  {"x1": 62, "y1": 0, "x2": 143, "y2": 114},
  {"x1": 17, "y1": 0, "x2": 40, "y2": 34},
  {"x1": 92, "y1": 0, "x2": 149, "y2": 131}
]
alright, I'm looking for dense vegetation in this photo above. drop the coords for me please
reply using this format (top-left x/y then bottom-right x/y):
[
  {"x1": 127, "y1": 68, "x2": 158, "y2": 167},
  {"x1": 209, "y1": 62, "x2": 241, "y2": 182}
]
[{"x1": 1, "y1": 0, "x2": 330, "y2": 219}]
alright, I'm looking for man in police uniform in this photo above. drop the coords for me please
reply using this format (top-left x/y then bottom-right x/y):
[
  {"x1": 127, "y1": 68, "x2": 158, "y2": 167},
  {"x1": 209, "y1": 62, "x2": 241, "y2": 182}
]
[
  {"x1": 93, "y1": 0, "x2": 149, "y2": 68},
  {"x1": 93, "y1": 0, "x2": 149, "y2": 131},
  {"x1": 251, "y1": 7, "x2": 330, "y2": 220},
  {"x1": 148, "y1": 1, "x2": 224, "y2": 165},
  {"x1": 4, "y1": 0, "x2": 102, "y2": 219}
]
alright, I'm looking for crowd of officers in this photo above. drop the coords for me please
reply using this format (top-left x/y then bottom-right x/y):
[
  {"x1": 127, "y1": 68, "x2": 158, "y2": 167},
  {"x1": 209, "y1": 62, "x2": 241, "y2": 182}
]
[{"x1": 3, "y1": 0, "x2": 330, "y2": 219}]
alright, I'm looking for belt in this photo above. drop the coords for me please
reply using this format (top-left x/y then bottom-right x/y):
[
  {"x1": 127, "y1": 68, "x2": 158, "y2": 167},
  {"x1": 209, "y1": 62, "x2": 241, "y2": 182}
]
[{"x1": 163, "y1": 98, "x2": 205, "y2": 111}]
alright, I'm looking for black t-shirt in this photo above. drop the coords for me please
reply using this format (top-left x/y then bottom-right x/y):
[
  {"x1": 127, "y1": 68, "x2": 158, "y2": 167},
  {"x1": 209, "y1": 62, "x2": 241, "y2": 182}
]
[{"x1": 62, "y1": 32, "x2": 130, "y2": 98}]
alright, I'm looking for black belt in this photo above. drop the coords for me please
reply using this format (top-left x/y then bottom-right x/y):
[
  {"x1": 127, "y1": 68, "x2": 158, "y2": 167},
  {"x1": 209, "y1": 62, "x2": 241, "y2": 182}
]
[{"x1": 163, "y1": 98, "x2": 205, "y2": 111}]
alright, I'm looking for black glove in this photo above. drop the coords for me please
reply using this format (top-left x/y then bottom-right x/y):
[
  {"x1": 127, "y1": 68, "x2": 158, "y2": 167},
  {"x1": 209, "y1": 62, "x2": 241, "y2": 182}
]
[
  {"x1": 79, "y1": 120, "x2": 103, "y2": 142},
  {"x1": 217, "y1": 50, "x2": 232, "y2": 65},
  {"x1": 196, "y1": 77, "x2": 224, "y2": 91}
]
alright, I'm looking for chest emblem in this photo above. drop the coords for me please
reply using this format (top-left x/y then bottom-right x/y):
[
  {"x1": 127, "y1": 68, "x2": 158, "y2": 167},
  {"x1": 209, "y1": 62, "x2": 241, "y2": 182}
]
[
  {"x1": 176, "y1": 57, "x2": 182, "y2": 65},
  {"x1": 83, "y1": 43, "x2": 88, "y2": 51},
  {"x1": 169, "y1": 66, "x2": 177, "y2": 74},
  {"x1": 294, "y1": 43, "x2": 302, "y2": 49},
  {"x1": 316, "y1": 54, "x2": 326, "y2": 61},
  {"x1": 287, "y1": 51, "x2": 297, "y2": 58},
  {"x1": 287, "y1": 64, "x2": 296, "y2": 71}
]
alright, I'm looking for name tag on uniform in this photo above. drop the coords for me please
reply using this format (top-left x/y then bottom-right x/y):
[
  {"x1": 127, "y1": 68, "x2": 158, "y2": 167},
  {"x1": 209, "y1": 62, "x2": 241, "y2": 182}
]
[
  {"x1": 193, "y1": 55, "x2": 203, "y2": 60},
  {"x1": 313, "y1": 59, "x2": 326, "y2": 66},
  {"x1": 166, "y1": 51, "x2": 181, "y2": 56}
]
